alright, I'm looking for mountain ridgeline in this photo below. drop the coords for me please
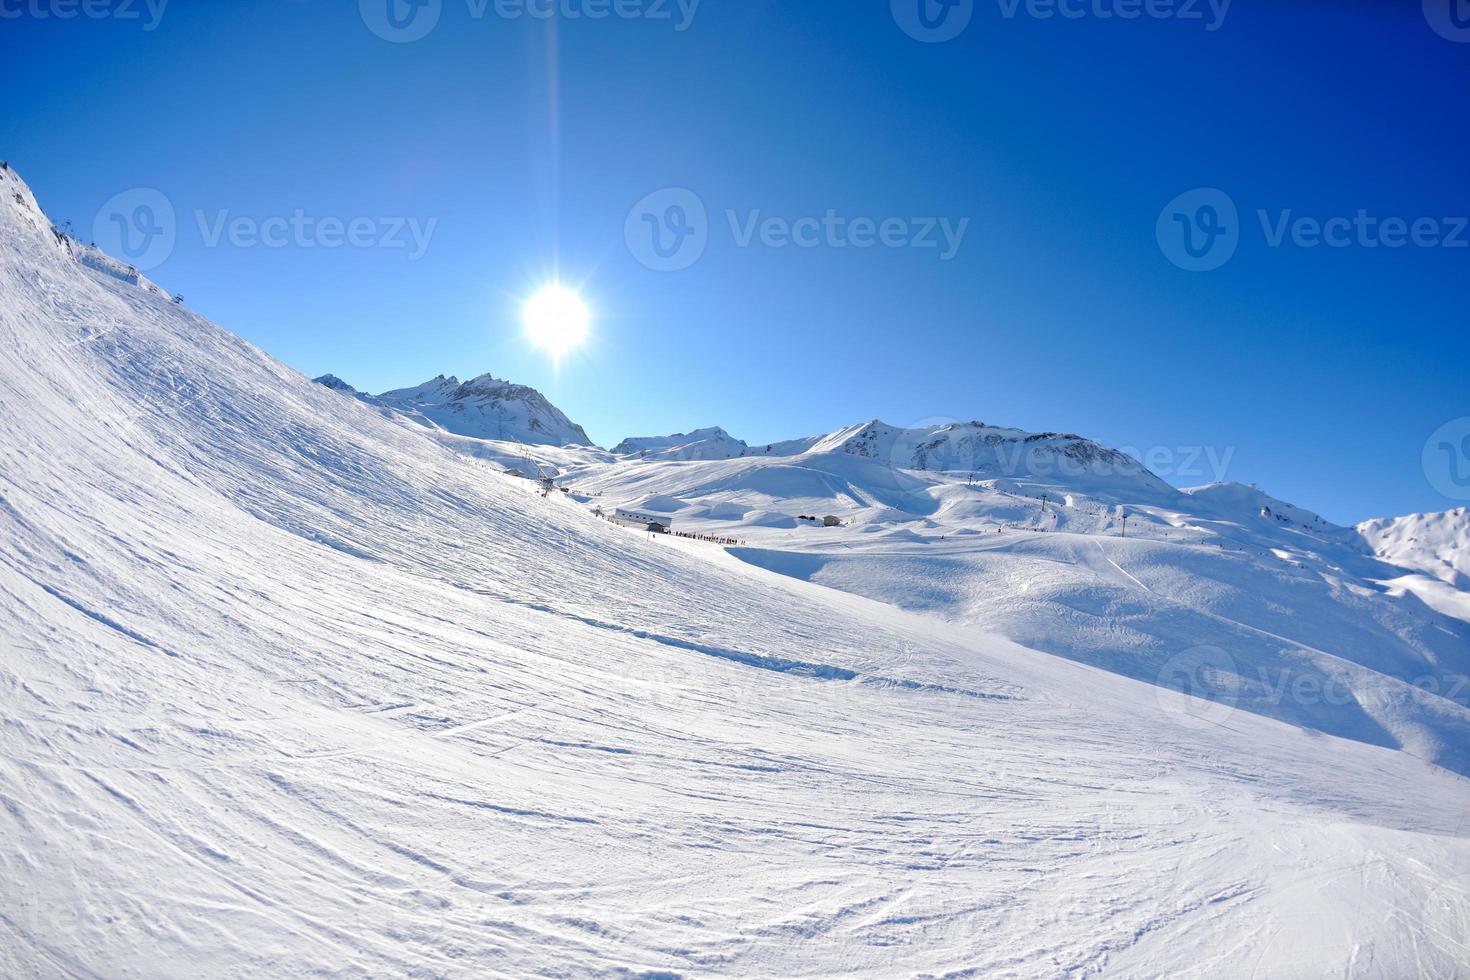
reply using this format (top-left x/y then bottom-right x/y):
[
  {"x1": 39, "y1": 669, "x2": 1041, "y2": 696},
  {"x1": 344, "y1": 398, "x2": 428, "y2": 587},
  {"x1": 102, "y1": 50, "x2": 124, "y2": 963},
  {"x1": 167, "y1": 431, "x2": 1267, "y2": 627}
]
[{"x1": 315, "y1": 372, "x2": 593, "y2": 447}]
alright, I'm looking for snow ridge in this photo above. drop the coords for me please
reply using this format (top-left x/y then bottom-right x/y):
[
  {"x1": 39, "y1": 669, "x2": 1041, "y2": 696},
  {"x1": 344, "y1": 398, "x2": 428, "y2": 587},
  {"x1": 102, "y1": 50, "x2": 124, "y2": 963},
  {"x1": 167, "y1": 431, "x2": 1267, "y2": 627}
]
[
  {"x1": 317, "y1": 371, "x2": 594, "y2": 447},
  {"x1": 613, "y1": 426, "x2": 752, "y2": 460}
]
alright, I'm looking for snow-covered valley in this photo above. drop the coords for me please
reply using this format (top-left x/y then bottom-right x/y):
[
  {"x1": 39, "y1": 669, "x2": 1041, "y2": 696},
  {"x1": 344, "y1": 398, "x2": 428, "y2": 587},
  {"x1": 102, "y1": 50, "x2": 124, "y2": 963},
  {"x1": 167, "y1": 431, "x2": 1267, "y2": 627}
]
[
  {"x1": 5, "y1": 162, "x2": 1470, "y2": 977},
  {"x1": 373, "y1": 408, "x2": 1470, "y2": 780}
]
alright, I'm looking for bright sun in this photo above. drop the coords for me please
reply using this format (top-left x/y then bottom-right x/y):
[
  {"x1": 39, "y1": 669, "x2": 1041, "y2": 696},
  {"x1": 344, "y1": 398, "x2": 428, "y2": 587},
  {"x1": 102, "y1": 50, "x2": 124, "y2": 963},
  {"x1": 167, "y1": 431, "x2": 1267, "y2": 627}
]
[{"x1": 523, "y1": 284, "x2": 590, "y2": 358}]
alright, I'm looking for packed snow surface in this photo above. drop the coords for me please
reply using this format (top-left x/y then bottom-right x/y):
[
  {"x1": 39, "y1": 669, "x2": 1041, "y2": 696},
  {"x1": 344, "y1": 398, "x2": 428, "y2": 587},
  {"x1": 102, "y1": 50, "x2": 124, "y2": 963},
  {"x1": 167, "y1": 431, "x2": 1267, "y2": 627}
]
[{"x1": 4, "y1": 163, "x2": 1470, "y2": 977}]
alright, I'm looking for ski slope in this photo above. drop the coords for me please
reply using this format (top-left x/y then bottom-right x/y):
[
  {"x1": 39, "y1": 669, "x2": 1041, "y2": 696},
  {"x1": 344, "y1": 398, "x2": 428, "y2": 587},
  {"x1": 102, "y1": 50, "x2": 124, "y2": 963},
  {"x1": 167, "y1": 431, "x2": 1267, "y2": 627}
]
[
  {"x1": 557, "y1": 429, "x2": 1470, "y2": 775},
  {"x1": 4, "y1": 163, "x2": 1470, "y2": 977}
]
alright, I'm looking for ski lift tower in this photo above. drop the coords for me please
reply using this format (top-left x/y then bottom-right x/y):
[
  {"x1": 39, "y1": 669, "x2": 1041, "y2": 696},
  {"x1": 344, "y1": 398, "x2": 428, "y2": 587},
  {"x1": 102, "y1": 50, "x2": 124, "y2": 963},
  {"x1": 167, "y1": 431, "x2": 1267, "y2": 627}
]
[{"x1": 509, "y1": 437, "x2": 558, "y2": 494}]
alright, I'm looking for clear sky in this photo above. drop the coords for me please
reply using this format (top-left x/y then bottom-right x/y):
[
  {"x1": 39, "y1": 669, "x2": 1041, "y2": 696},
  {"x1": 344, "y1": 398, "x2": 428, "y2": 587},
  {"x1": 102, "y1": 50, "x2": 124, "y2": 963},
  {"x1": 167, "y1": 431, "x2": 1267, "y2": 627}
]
[{"x1": 2, "y1": 0, "x2": 1467, "y2": 523}]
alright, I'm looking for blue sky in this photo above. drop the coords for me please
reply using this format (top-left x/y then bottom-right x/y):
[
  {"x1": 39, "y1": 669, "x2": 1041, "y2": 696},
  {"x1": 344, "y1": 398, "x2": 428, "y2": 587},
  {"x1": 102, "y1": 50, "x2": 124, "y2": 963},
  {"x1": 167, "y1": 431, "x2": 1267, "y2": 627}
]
[{"x1": 2, "y1": 0, "x2": 1467, "y2": 523}]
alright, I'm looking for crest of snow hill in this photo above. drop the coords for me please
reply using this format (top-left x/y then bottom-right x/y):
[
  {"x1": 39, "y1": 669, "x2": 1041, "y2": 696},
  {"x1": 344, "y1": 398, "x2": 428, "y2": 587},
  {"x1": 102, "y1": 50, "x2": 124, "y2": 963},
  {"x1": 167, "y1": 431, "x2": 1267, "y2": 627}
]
[
  {"x1": 318, "y1": 375, "x2": 1166, "y2": 488},
  {"x1": 1, "y1": 160, "x2": 172, "y2": 300},
  {"x1": 314, "y1": 371, "x2": 593, "y2": 448},
  {"x1": 314, "y1": 363, "x2": 1464, "y2": 571},
  {"x1": 317, "y1": 372, "x2": 1448, "y2": 550}
]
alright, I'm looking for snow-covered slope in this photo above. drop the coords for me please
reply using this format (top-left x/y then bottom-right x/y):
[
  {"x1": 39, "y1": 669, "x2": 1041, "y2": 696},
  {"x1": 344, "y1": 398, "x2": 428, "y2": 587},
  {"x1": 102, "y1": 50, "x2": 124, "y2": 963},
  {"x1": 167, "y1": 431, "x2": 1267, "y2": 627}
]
[
  {"x1": 317, "y1": 370, "x2": 594, "y2": 447},
  {"x1": 1182, "y1": 481, "x2": 1336, "y2": 534},
  {"x1": 1358, "y1": 508, "x2": 1470, "y2": 589},
  {"x1": 572, "y1": 419, "x2": 1175, "y2": 524},
  {"x1": 1350, "y1": 509, "x2": 1470, "y2": 626},
  {"x1": 560, "y1": 421, "x2": 1470, "y2": 773},
  {"x1": 5, "y1": 162, "x2": 1470, "y2": 977}
]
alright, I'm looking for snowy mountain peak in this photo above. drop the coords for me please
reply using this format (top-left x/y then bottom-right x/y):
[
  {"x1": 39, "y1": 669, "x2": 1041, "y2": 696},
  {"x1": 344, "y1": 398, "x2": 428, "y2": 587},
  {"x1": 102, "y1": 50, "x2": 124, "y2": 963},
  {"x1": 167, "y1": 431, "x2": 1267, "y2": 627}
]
[
  {"x1": 378, "y1": 374, "x2": 463, "y2": 403},
  {"x1": 452, "y1": 373, "x2": 530, "y2": 400},
  {"x1": 1357, "y1": 507, "x2": 1470, "y2": 588},
  {"x1": 598, "y1": 417, "x2": 1171, "y2": 493},
  {"x1": 613, "y1": 426, "x2": 752, "y2": 460},
  {"x1": 808, "y1": 418, "x2": 1160, "y2": 488},
  {"x1": 312, "y1": 374, "x2": 359, "y2": 394},
  {"x1": 318, "y1": 370, "x2": 594, "y2": 447},
  {"x1": 1, "y1": 162, "x2": 50, "y2": 238}
]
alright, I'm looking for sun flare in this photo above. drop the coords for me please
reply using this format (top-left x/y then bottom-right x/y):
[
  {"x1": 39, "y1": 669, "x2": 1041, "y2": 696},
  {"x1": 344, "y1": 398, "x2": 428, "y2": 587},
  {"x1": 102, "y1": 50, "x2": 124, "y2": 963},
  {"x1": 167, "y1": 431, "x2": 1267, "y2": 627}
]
[{"x1": 523, "y1": 284, "x2": 590, "y2": 359}]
